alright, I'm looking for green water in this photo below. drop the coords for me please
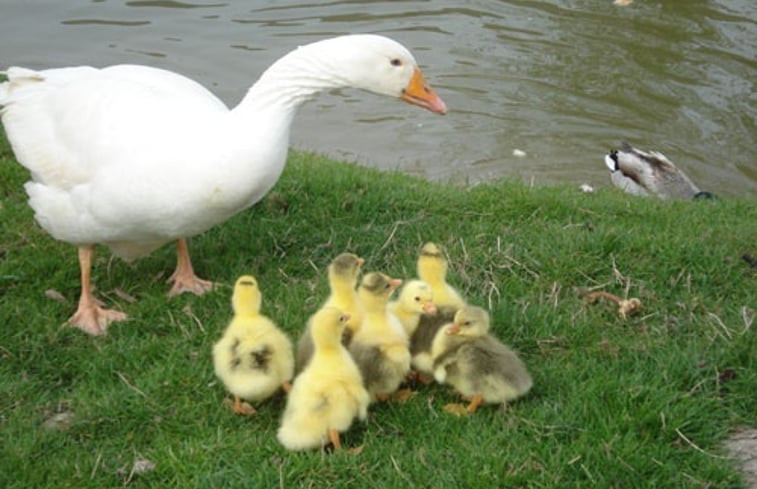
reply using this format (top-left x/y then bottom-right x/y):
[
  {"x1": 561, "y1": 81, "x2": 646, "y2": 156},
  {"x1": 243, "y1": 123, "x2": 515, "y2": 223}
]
[{"x1": 1, "y1": 0, "x2": 754, "y2": 196}]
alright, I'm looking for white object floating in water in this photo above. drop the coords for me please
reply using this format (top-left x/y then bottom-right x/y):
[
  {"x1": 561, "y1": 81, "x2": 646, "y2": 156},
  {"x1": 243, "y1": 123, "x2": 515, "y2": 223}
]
[
  {"x1": 512, "y1": 149, "x2": 527, "y2": 158},
  {"x1": 580, "y1": 183, "x2": 595, "y2": 193},
  {"x1": 614, "y1": 0, "x2": 633, "y2": 5}
]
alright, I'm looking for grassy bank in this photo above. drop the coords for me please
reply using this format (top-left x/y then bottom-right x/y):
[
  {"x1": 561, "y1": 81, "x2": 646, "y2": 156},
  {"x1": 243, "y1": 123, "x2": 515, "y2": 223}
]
[{"x1": 1, "y1": 129, "x2": 755, "y2": 488}]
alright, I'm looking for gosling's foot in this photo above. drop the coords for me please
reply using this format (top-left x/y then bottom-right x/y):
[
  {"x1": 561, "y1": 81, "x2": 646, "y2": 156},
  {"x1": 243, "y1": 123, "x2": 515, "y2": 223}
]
[{"x1": 226, "y1": 396, "x2": 256, "y2": 416}]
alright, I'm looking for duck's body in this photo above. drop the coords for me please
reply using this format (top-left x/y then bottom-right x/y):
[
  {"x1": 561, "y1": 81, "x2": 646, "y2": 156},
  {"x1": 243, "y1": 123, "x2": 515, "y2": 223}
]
[
  {"x1": 212, "y1": 276, "x2": 294, "y2": 415},
  {"x1": 348, "y1": 272, "x2": 409, "y2": 400},
  {"x1": 431, "y1": 307, "x2": 532, "y2": 413},
  {"x1": 296, "y1": 253, "x2": 364, "y2": 372},
  {"x1": 0, "y1": 35, "x2": 446, "y2": 335},
  {"x1": 410, "y1": 243, "x2": 466, "y2": 375},
  {"x1": 278, "y1": 307, "x2": 369, "y2": 451},
  {"x1": 388, "y1": 279, "x2": 437, "y2": 337},
  {"x1": 604, "y1": 142, "x2": 709, "y2": 199}
]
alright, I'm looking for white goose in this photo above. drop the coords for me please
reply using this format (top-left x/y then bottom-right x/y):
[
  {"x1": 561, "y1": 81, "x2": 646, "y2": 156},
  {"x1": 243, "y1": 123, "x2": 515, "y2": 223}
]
[{"x1": 0, "y1": 34, "x2": 447, "y2": 335}]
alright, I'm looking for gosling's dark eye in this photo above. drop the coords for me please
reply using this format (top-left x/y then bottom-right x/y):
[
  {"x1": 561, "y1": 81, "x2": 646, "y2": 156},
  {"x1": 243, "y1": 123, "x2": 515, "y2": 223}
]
[
  {"x1": 390, "y1": 58, "x2": 402, "y2": 67},
  {"x1": 414, "y1": 296, "x2": 421, "y2": 302},
  {"x1": 464, "y1": 321, "x2": 471, "y2": 326}
]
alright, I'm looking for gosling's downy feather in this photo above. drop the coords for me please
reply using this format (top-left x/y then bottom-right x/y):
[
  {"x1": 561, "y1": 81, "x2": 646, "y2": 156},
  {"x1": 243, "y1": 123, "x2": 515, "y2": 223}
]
[
  {"x1": 388, "y1": 279, "x2": 437, "y2": 337},
  {"x1": 278, "y1": 307, "x2": 369, "y2": 451},
  {"x1": 296, "y1": 252, "x2": 364, "y2": 372},
  {"x1": 349, "y1": 272, "x2": 409, "y2": 399},
  {"x1": 411, "y1": 242, "x2": 465, "y2": 373},
  {"x1": 212, "y1": 276, "x2": 294, "y2": 406},
  {"x1": 431, "y1": 306, "x2": 532, "y2": 405}
]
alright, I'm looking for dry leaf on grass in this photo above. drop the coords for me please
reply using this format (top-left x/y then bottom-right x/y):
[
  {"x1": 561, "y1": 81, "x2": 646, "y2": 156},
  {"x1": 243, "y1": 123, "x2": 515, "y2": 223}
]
[
  {"x1": 42, "y1": 411, "x2": 75, "y2": 430},
  {"x1": 44, "y1": 289, "x2": 67, "y2": 303},
  {"x1": 131, "y1": 459, "x2": 156, "y2": 474},
  {"x1": 114, "y1": 288, "x2": 137, "y2": 303},
  {"x1": 124, "y1": 458, "x2": 156, "y2": 484}
]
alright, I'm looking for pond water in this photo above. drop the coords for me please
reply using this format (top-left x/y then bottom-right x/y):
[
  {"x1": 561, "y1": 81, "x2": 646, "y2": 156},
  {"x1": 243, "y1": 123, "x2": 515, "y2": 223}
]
[{"x1": 2, "y1": 1, "x2": 755, "y2": 196}]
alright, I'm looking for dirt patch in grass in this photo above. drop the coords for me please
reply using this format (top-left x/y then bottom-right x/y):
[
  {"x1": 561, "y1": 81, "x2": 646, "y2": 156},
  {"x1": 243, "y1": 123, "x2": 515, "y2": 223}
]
[{"x1": 724, "y1": 427, "x2": 757, "y2": 489}]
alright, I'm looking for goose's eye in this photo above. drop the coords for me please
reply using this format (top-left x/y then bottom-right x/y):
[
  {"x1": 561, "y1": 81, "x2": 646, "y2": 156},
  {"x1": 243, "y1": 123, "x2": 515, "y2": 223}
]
[
  {"x1": 390, "y1": 58, "x2": 402, "y2": 67},
  {"x1": 414, "y1": 296, "x2": 421, "y2": 302},
  {"x1": 464, "y1": 321, "x2": 471, "y2": 326},
  {"x1": 384, "y1": 283, "x2": 391, "y2": 290}
]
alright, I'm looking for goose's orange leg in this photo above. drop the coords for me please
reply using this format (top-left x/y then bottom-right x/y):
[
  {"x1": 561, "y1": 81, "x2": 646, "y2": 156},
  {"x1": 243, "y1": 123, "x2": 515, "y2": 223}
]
[
  {"x1": 67, "y1": 245, "x2": 126, "y2": 335},
  {"x1": 167, "y1": 239, "x2": 213, "y2": 296}
]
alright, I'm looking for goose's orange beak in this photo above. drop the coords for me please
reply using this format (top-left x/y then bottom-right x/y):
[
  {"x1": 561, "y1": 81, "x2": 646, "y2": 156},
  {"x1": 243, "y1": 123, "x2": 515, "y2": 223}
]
[{"x1": 401, "y1": 67, "x2": 447, "y2": 115}]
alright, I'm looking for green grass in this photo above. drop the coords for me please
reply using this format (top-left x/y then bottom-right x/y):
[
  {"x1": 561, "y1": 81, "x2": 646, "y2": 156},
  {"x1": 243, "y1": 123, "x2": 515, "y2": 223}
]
[{"x1": 1, "y1": 128, "x2": 755, "y2": 488}]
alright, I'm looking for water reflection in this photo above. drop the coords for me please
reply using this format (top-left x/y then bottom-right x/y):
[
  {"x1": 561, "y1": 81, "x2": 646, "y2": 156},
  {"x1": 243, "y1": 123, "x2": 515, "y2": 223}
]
[
  {"x1": 125, "y1": 1, "x2": 228, "y2": 8},
  {"x1": 60, "y1": 19, "x2": 151, "y2": 26},
  {"x1": 1, "y1": 0, "x2": 754, "y2": 196}
]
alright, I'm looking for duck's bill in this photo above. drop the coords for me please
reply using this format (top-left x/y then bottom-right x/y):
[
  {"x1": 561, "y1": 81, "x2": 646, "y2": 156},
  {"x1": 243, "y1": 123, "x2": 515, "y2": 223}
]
[{"x1": 401, "y1": 67, "x2": 447, "y2": 115}]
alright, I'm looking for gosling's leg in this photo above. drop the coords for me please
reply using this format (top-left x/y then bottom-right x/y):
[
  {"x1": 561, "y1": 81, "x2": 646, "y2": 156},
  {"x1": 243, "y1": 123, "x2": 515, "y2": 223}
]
[
  {"x1": 232, "y1": 396, "x2": 256, "y2": 416},
  {"x1": 375, "y1": 393, "x2": 390, "y2": 402},
  {"x1": 328, "y1": 428, "x2": 342, "y2": 451},
  {"x1": 465, "y1": 394, "x2": 484, "y2": 414}
]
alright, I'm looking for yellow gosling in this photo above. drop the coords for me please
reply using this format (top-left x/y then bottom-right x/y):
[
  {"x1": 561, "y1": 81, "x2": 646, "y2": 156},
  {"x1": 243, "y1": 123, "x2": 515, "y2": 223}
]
[
  {"x1": 212, "y1": 276, "x2": 294, "y2": 415},
  {"x1": 431, "y1": 306, "x2": 532, "y2": 414},
  {"x1": 296, "y1": 252, "x2": 364, "y2": 372},
  {"x1": 278, "y1": 307, "x2": 369, "y2": 451},
  {"x1": 349, "y1": 272, "x2": 409, "y2": 401}
]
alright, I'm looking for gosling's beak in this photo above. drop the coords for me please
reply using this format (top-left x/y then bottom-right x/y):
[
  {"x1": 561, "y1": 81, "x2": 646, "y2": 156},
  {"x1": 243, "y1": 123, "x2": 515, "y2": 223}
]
[
  {"x1": 445, "y1": 323, "x2": 461, "y2": 335},
  {"x1": 422, "y1": 301, "x2": 438, "y2": 315},
  {"x1": 389, "y1": 278, "x2": 403, "y2": 291},
  {"x1": 357, "y1": 257, "x2": 365, "y2": 267},
  {"x1": 401, "y1": 67, "x2": 447, "y2": 115}
]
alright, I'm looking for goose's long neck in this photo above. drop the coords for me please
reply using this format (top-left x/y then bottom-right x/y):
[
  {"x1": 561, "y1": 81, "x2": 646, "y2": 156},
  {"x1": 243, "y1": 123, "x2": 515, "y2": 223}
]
[{"x1": 235, "y1": 45, "x2": 348, "y2": 116}]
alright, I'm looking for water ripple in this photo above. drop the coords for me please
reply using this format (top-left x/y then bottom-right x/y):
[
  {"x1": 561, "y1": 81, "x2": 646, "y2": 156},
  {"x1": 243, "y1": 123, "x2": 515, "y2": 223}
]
[{"x1": 5, "y1": 0, "x2": 755, "y2": 195}]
